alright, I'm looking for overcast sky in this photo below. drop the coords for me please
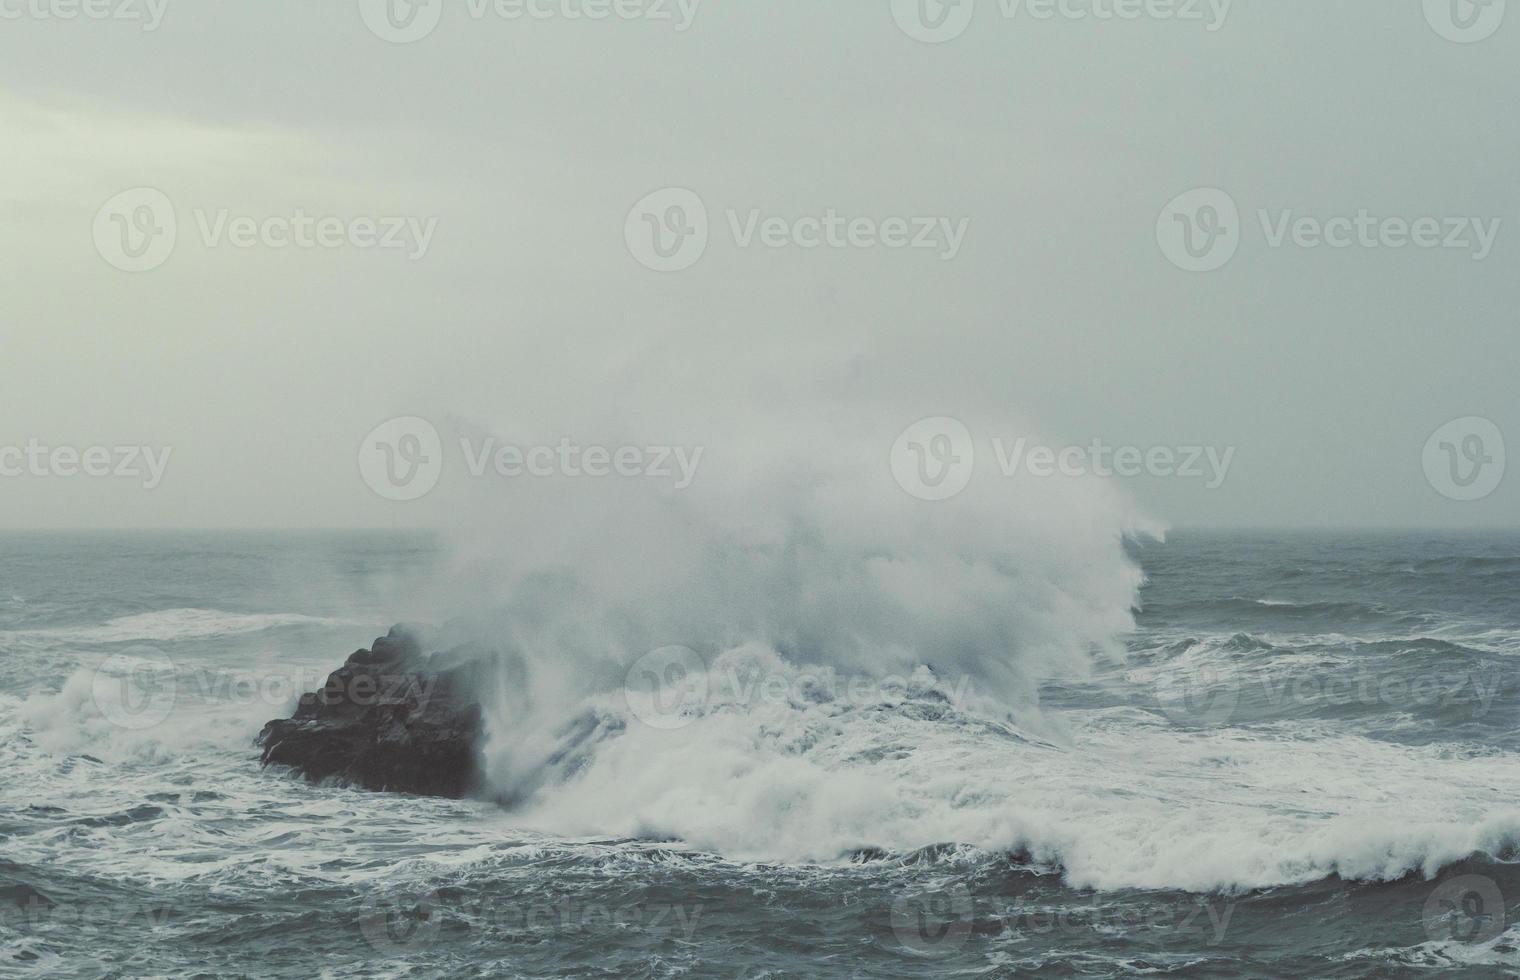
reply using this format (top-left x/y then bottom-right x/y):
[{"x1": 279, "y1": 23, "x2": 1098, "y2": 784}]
[{"x1": 1, "y1": 0, "x2": 1516, "y2": 529}]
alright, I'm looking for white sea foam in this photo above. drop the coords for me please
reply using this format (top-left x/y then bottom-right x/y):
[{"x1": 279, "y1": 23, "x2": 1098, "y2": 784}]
[
  {"x1": 11, "y1": 666, "x2": 277, "y2": 764},
  {"x1": 502, "y1": 650, "x2": 1520, "y2": 892},
  {"x1": 6, "y1": 643, "x2": 1518, "y2": 898},
  {"x1": 408, "y1": 389, "x2": 1520, "y2": 893},
  {"x1": 7, "y1": 608, "x2": 356, "y2": 644},
  {"x1": 1347, "y1": 923, "x2": 1520, "y2": 972},
  {"x1": 432, "y1": 395, "x2": 1161, "y2": 801}
]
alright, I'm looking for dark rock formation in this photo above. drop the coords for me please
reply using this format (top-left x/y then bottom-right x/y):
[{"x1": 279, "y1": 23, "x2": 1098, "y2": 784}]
[{"x1": 256, "y1": 626, "x2": 488, "y2": 798}]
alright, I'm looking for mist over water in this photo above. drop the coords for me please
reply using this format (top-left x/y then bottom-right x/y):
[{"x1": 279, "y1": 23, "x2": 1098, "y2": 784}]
[{"x1": 419, "y1": 388, "x2": 1159, "y2": 803}]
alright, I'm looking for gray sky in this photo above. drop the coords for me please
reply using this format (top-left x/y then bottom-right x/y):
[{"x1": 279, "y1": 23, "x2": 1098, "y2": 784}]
[{"x1": 1, "y1": 0, "x2": 1516, "y2": 529}]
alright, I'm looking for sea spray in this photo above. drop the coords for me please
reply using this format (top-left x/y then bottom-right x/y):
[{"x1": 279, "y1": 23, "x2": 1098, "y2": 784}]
[{"x1": 423, "y1": 388, "x2": 1158, "y2": 807}]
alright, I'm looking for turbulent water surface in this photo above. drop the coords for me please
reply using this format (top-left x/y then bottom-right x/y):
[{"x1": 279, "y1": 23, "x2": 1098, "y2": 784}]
[{"x1": 2, "y1": 530, "x2": 1518, "y2": 978}]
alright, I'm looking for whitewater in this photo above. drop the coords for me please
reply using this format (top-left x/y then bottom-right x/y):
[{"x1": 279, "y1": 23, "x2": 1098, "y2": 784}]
[{"x1": 3, "y1": 519, "x2": 1518, "y2": 975}]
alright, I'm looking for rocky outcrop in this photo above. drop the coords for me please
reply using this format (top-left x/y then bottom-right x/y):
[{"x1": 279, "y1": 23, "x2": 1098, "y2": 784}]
[{"x1": 256, "y1": 626, "x2": 487, "y2": 798}]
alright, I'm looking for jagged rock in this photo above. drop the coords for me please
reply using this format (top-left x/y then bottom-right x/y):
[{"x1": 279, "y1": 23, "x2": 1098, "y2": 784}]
[{"x1": 256, "y1": 626, "x2": 487, "y2": 798}]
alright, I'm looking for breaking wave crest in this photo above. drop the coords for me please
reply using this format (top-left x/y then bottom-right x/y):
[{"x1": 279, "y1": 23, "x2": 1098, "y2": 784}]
[
  {"x1": 7, "y1": 608, "x2": 356, "y2": 644},
  {"x1": 495, "y1": 647, "x2": 1520, "y2": 892}
]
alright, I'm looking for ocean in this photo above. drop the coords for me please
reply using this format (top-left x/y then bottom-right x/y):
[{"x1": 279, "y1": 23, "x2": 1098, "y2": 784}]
[{"x1": 2, "y1": 529, "x2": 1517, "y2": 978}]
